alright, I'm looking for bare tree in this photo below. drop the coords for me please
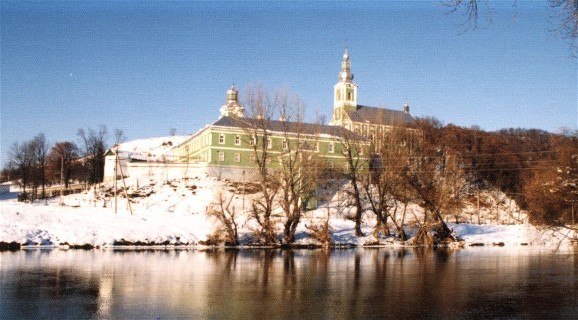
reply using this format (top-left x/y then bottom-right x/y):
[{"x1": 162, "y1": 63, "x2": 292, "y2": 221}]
[
  {"x1": 114, "y1": 129, "x2": 127, "y2": 145},
  {"x1": 47, "y1": 141, "x2": 80, "y2": 189},
  {"x1": 402, "y1": 118, "x2": 458, "y2": 245},
  {"x1": 340, "y1": 130, "x2": 369, "y2": 237},
  {"x1": 550, "y1": 0, "x2": 578, "y2": 42},
  {"x1": 276, "y1": 95, "x2": 323, "y2": 244},
  {"x1": 207, "y1": 192, "x2": 240, "y2": 245},
  {"x1": 31, "y1": 133, "x2": 49, "y2": 198},
  {"x1": 236, "y1": 84, "x2": 280, "y2": 245},
  {"x1": 362, "y1": 124, "x2": 414, "y2": 240},
  {"x1": 445, "y1": 0, "x2": 578, "y2": 49},
  {"x1": 8, "y1": 140, "x2": 35, "y2": 195},
  {"x1": 444, "y1": 0, "x2": 491, "y2": 31},
  {"x1": 77, "y1": 125, "x2": 108, "y2": 185}
]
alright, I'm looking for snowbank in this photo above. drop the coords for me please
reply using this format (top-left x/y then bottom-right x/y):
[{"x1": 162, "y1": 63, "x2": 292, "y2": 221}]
[{"x1": 1, "y1": 176, "x2": 576, "y2": 250}]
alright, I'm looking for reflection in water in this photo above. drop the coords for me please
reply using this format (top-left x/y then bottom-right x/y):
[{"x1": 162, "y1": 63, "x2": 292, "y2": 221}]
[{"x1": 1, "y1": 247, "x2": 577, "y2": 319}]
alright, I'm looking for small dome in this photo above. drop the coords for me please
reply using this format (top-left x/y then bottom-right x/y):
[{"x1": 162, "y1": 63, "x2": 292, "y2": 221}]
[
  {"x1": 403, "y1": 101, "x2": 410, "y2": 113},
  {"x1": 226, "y1": 84, "x2": 238, "y2": 102}
]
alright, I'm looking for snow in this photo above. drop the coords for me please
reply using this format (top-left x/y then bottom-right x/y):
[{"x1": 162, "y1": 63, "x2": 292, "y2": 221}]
[
  {"x1": 112, "y1": 135, "x2": 190, "y2": 161},
  {"x1": 1, "y1": 176, "x2": 576, "y2": 250}
]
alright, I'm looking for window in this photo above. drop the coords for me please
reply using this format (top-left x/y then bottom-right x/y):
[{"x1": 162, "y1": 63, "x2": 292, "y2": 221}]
[
  {"x1": 250, "y1": 155, "x2": 256, "y2": 162},
  {"x1": 219, "y1": 134, "x2": 225, "y2": 144},
  {"x1": 235, "y1": 135, "x2": 241, "y2": 145},
  {"x1": 234, "y1": 153, "x2": 240, "y2": 163},
  {"x1": 314, "y1": 142, "x2": 319, "y2": 152},
  {"x1": 218, "y1": 152, "x2": 225, "y2": 162},
  {"x1": 282, "y1": 139, "x2": 288, "y2": 150},
  {"x1": 250, "y1": 136, "x2": 256, "y2": 146},
  {"x1": 328, "y1": 142, "x2": 335, "y2": 153},
  {"x1": 347, "y1": 92, "x2": 352, "y2": 100},
  {"x1": 267, "y1": 137, "x2": 272, "y2": 149}
]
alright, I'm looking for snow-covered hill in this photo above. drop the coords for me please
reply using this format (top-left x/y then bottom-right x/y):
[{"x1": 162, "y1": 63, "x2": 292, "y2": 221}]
[{"x1": 1, "y1": 175, "x2": 576, "y2": 249}]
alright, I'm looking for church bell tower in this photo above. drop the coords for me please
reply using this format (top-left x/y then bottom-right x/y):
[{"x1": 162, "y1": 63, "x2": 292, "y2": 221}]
[{"x1": 330, "y1": 48, "x2": 358, "y2": 126}]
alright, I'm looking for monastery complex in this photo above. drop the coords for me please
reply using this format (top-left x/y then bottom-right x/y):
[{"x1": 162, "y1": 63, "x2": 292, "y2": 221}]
[{"x1": 104, "y1": 50, "x2": 415, "y2": 182}]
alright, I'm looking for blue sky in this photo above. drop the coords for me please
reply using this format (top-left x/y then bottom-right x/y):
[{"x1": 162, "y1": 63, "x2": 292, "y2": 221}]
[{"x1": 1, "y1": 0, "x2": 576, "y2": 168}]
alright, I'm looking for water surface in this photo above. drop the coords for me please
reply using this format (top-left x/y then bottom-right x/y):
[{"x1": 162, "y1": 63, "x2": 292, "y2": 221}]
[{"x1": 1, "y1": 247, "x2": 577, "y2": 319}]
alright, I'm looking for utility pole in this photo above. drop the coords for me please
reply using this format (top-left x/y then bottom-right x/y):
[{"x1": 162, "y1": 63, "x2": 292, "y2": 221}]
[
  {"x1": 567, "y1": 199, "x2": 577, "y2": 225},
  {"x1": 117, "y1": 151, "x2": 133, "y2": 215},
  {"x1": 242, "y1": 170, "x2": 245, "y2": 212},
  {"x1": 59, "y1": 156, "x2": 64, "y2": 206},
  {"x1": 114, "y1": 146, "x2": 118, "y2": 214},
  {"x1": 477, "y1": 189, "x2": 480, "y2": 225}
]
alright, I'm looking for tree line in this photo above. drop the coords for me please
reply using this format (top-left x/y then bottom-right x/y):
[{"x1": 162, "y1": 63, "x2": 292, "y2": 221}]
[{"x1": 1, "y1": 125, "x2": 113, "y2": 199}]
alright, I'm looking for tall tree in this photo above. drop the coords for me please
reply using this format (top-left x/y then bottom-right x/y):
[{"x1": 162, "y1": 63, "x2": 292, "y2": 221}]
[
  {"x1": 340, "y1": 129, "x2": 369, "y2": 237},
  {"x1": 236, "y1": 84, "x2": 280, "y2": 244},
  {"x1": 47, "y1": 141, "x2": 80, "y2": 189},
  {"x1": 77, "y1": 125, "x2": 108, "y2": 185},
  {"x1": 403, "y1": 117, "x2": 457, "y2": 245},
  {"x1": 31, "y1": 133, "x2": 49, "y2": 198},
  {"x1": 8, "y1": 140, "x2": 35, "y2": 194},
  {"x1": 275, "y1": 95, "x2": 323, "y2": 244},
  {"x1": 362, "y1": 123, "x2": 415, "y2": 240}
]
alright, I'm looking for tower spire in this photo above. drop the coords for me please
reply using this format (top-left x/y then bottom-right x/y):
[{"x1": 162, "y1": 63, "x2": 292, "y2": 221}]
[
  {"x1": 339, "y1": 48, "x2": 353, "y2": 82},
  {"x1": 330, "y1": 48, "x2": 358, "y2": 126}
]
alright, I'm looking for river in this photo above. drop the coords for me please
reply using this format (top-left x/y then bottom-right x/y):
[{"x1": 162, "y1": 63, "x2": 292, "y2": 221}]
[{"x1": 1, "y1": 247, "x2": 577, "y2": 319}]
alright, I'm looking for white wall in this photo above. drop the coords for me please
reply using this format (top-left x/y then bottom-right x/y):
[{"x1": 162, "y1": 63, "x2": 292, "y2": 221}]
[
  {"x1": 103, "y1": 154, "x2": 259, "y2": 183},
  {"x1": 103, "y1": 154, "x2": 128, "y2": 183}
]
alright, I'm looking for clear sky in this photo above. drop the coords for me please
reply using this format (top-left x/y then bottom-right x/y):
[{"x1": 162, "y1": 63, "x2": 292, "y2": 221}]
[{"x1": 1, "y1": 0, "x2": 576, "y2": 168}]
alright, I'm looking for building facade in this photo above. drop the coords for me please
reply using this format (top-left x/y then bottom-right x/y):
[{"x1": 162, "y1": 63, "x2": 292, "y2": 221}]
[{"x1": 172, "y1": 84, "x2": 367, "y2": 180}]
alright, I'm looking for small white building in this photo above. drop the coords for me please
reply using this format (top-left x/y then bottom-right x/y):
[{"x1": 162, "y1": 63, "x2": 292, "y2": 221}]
[
  {"x1": 103, "y1": 149, "x2": 129, "y2": 183},
  {"x1": 103, "y1": 136, "x2": 191, "y2": 183}
]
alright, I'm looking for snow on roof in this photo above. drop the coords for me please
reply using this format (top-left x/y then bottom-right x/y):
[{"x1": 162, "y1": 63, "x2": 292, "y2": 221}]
[{"x1": 111, "y1": 135, "x2": 191, "y2": 161}]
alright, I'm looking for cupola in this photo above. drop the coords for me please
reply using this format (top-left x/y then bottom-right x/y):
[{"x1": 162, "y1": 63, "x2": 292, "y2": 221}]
[{"x1": 219, "y1": 84, "x2": 245, "y2": 118}]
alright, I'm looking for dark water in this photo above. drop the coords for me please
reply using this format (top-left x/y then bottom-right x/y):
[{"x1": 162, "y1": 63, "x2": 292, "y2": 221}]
[{"x1": 1, "y1": 247, "x2": 577, "y2": 319}]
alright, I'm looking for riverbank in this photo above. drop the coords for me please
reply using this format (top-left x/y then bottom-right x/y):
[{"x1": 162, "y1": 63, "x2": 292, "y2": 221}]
[
  {"x1": 1, "y1": 177, "x2": 576, "y2": 251},
  {"x1": 1, "y1": 199, "x2": 575, "y2": 251}
]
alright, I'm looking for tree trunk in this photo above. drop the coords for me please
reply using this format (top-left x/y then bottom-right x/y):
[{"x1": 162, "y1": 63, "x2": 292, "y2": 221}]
[{"x1": 351, "y1": 180, "x2": 364, "y2": 237}]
